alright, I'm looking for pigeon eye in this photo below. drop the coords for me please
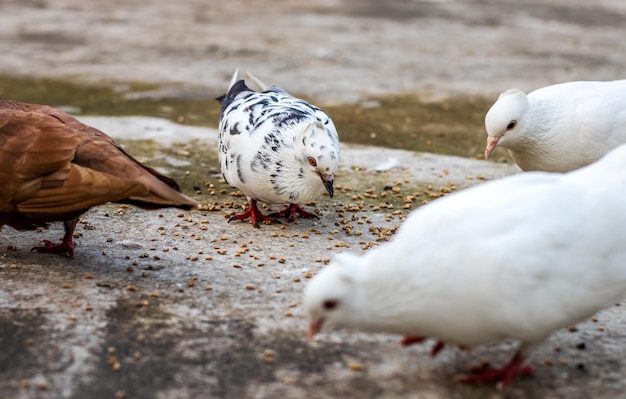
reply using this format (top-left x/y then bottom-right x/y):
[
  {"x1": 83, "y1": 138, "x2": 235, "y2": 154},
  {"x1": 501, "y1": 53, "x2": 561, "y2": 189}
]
[
  {"x1": 323, "y1": 299, "x2": 339, "y2": 311},
  {"x1": 307, "y1": 157, "x2": 317, "y2": 167},
  {"x1": 506, "y1": 120, "x2": 517, "y2": 130}
]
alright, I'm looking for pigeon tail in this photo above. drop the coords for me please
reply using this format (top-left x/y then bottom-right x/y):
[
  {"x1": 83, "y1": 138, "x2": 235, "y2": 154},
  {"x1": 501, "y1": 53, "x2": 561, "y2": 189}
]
[
  {"x1": 216, "y1": 73, "x2": 254, "y2": 111},
  {"x1": 125, "y1": 185, "x2": 198, "y2": 210},
  {"x1": 246, "y1": 72, "x2": 270, "y2": 92},
  {"x1": 228, "y1": 68, "x2": 240, "y2": 91},
  {"x1": 125, "y1": 168, "x2": 198, "y2": 210},
  {"x1": 244, "y1": 72, "x2": 292, "y2": 96}
]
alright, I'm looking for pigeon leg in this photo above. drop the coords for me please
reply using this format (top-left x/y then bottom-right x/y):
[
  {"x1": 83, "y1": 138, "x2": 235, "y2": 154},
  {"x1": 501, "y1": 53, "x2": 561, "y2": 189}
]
[
  {"x1": 400, "y1": 335, "x2": 427, "y2": 346},
  {"x1": 457, "y1": 351, "x2": 533, "y2": 390},
  {"x1": 229, "y1": 199, "x2": 275, "y2": 227},
  {"x1": 31, "y1": 219, "x2": 77, "y2": 258},
  {"x1": 400, "y1": 336, "x2": 446, "y2": 358},
  {"x1": 269, "y1": 203, "x2": 319, "y2": 222},
  {"x1": 430, "y1": 340, "x2": 445, "y2": 357}
]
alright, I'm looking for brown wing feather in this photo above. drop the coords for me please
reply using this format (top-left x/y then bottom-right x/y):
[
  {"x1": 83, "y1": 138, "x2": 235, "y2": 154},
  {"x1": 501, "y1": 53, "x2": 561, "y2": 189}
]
[
  {"x1": 16, "y1": 162, "x2": 149, "y2": 213},
  {"x1": 0, "y1": 109, "x2": 80, "y2": 208},
  {"x1": 28, "y1": 100, "x2": 198, "y2": 208},
  {"x1": 0, "y1": 99, "x2": 198, "y2": 231}
]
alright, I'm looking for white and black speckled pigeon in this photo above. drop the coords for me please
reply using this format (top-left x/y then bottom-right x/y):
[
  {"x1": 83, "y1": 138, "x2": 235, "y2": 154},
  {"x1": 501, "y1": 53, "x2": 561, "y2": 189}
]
[
  {"x1": 217, "y1": 70, "x2": 340, "y2": 227},
  {"x1": 485, "y1": 80, "x2": 626, "y2": 172},
  {"x1": 304, "y1": 143, "x2": 626, "y2": 389}
]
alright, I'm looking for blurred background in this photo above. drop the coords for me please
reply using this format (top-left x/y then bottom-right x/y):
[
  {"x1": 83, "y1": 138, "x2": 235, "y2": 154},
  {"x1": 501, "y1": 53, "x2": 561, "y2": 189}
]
[{"x1": 1, "y1": 0, "x2": 625, "y2": 161}]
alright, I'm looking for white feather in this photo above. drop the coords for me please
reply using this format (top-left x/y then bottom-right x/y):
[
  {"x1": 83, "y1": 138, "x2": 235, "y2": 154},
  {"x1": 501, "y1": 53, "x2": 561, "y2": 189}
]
[
  {"x1": 305, "y1": 143, "x2": 626, "y2": 354},
  {"x1": 485, "y1": 79, "x2": 626, "y2": 172},
  {"x1": 217, "y1": 71, "x2": 340, "y2": 207},
  {"x1": 245, "y1": 72, "x2": 269, "y2": 92},
  {"x1": 227, "y1": 68, "x2": 240, "y2": 91}
]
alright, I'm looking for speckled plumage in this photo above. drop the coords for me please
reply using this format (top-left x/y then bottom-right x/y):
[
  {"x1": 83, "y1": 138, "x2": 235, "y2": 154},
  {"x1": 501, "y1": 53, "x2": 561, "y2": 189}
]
[{"x1": 217, "y1": 70, "x2": 340, "y2": 226}]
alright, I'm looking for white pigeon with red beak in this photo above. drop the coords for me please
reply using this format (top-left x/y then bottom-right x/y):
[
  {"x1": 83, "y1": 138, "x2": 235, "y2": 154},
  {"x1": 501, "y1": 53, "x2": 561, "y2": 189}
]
[
  {"x1": 217, "y1": 70, "x2": 340, "y2": 227},
  {"x1": 484, "y1": 80, "x2": 626, "y2": 172},
  {"x1": 304, "y1": 143, "x2": 626, "y2": 389}
]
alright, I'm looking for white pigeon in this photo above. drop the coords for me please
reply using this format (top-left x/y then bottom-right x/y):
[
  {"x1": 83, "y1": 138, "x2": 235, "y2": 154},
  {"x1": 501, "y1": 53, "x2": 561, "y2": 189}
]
[
  {"x1": 217, "y1": 70, "x2": 340, "y2": 227},
  {"x1": 304, "y1": 143, "x2": 626, "y2": 389},
  {"x1": 484, "y1": 80, "x2": 626, "y2": 172}
]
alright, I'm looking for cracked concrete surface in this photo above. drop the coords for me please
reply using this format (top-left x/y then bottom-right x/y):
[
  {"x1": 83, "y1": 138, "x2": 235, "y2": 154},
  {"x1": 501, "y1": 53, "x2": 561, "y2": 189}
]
[{"x1": 1, "y1": 1, "x2": 626, "y2": 398}]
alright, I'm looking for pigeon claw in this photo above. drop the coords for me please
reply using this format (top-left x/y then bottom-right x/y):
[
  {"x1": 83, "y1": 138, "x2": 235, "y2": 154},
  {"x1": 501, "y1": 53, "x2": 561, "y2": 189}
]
[
  {"x1": 456, "y1": 351, "x2": 532, "y2": 390},
  {"x1": 31, "y1": 239, "x2": 76, "y2": 258},
  {"x1": 228, "y1": 209, "x2": 275, "y2": 228},
  {"x1": 430, "y1": 340, "x2": 445, "y2": 357},
  {"x1": 269, "y1": 203, "x2": 319, "y2": 222},
  {"x1": 400, "y1": 336, "x2": 446, "y2": 358},
  {"x1": 400, "y1": 335, "x2": 427, "y2": 346},
  {"x1": 229, "y1": 199, "x2": 277, "y2": 227},
  {"x1": 31, "y1": 219, "x2": 77, "y2": 258}
]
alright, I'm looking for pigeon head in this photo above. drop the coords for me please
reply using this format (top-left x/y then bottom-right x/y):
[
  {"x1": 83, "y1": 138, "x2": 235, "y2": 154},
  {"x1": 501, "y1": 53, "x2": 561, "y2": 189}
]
[
  {"x1": 303, "y1": 252, "x2": 367, "y2": 339},
  {"x1": 484, "y1": 88, "x2": 530, "y2": 158},
  {"x1": 296, "y1": 120, "x2": 340, "y2": 198}
]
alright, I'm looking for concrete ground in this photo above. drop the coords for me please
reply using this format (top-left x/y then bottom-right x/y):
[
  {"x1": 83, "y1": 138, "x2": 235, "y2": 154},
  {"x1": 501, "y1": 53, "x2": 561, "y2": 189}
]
[{"x1": 1, "y1": 1, "x2": 626, "y2": 398}]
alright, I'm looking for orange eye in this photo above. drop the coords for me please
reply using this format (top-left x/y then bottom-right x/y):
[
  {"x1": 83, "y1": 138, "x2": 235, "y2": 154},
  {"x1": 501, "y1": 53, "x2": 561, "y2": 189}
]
[{"x1": 307, "y1": 157, "x2": 317, "y2": 167}]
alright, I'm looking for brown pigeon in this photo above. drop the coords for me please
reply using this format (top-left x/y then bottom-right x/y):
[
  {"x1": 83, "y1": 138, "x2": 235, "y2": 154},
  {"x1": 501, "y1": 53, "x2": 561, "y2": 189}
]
[{"x1": 0, "y1": 99, "x2": 199, "y2": 257}]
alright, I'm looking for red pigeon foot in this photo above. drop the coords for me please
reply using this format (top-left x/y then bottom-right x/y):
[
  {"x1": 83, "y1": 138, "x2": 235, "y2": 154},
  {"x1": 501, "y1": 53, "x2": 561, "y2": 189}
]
[
  {"x1": 269, "y1": 203, "x2": 319, "y2": 222},
  {"x1": 457, "y1": 351, "x2": 533, "y2": 390},
  {"x1": 400, "y1": 336, "x2": 446, "y2": 357},
  {"x1": 400, "y1": 335, "x2": 427, "y2": 346},
  {"x1": 32, "y1": 239, "x2": 76, "y2": 258},
  {"x1": 430, "y1": 340, "x2": 445, "y2": 357},
  {"x1": 31, "y1": 220, "x2": 77, "y2": 258},
  {"x1": 229, "y1": 199, "x2": 277, "y2": 227}
]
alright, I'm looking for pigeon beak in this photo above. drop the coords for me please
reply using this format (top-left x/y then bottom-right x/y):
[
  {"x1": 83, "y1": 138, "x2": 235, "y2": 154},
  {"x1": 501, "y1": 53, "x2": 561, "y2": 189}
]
[
  {"x1": 307, "y1": 317, "x2": 325, "y2": 340},
  {"x1": 321, "y1": 174, "x2": 334, "y2": 198},
  {"x1": 484, "y1": 136, "x2": 500, "y2": 159}
]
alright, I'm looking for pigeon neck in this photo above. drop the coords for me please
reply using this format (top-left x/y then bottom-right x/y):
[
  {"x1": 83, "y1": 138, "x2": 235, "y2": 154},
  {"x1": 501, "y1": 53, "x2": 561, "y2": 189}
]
[{"x1": 343, "y1": 248, "x2": 441, "y2": 335}]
